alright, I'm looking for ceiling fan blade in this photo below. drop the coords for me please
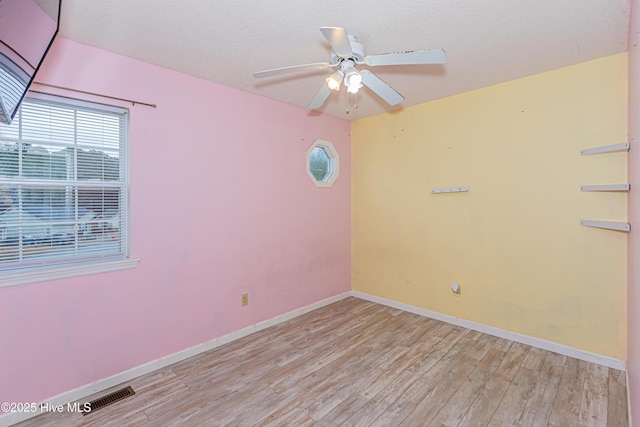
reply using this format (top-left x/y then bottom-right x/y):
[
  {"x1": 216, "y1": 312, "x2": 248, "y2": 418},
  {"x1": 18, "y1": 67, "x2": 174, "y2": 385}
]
[
  {"x1": 253, "y1": 62, "x2": 333, "y2": 78},
  {"x1": 307, "y1": 83, "x2": 332, "y2": 110},
  {"x1": 364, "y1": 49, "x2": 447, "y2": 67},
  {"x1": 320, "y1": 27, "x2": 353, "y2": 58},
  {"x1": 360, "y1": 70, "x2": 404, "y2": 106}
]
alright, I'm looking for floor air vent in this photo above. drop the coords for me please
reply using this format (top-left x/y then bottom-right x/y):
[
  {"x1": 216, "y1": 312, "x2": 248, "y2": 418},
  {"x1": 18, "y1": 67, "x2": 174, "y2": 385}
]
[{"x1": 82, "y1": 386, "x2": 135, "y2": 415}]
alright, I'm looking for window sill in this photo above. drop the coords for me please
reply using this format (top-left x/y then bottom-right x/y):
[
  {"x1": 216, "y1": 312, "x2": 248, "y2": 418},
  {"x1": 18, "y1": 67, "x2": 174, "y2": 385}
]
[{"x1": 0, "y1": 258, "x2": 140, "y2": 288}]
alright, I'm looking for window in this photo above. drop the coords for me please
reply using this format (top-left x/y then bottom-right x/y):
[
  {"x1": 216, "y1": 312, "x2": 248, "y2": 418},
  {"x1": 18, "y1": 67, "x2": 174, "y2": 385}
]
[
  {"x1": 306, "y1": 139, "x2": 339, "y2": 187},
  {"x1": 0, "y1": 93, "x2": 133, "y2": 284}
]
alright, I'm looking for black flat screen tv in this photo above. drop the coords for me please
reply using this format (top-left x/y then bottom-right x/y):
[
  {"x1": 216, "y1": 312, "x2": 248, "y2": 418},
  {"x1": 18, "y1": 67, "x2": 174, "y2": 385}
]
[{"x1": 0, "y1": 0, "x2": 61, "y2": 125}]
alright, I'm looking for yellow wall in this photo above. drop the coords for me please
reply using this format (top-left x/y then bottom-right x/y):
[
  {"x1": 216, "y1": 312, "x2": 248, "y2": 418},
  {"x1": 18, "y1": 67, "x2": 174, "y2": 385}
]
[{"x1": 352, "y1": 53, "x2": 628, "y2": 359}]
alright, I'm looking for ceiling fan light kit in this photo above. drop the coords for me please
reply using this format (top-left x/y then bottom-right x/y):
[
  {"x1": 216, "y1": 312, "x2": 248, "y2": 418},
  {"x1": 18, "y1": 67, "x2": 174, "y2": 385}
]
[
  {"x1": 253, "y1": 26, "x2": 447, "y2": 112},
  {"x1": 347, "y1": 81, "x2": 362, "y2": 94},
  {"x1": 343, "y1": 66, "x2": 362, "y2": 94},
  {"x1": 326, "y1": 70, "x2": 344, "y2": 90}
]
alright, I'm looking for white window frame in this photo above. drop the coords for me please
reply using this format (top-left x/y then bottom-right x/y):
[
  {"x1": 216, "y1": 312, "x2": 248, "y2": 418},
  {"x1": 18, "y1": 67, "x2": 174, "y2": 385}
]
[
  {"x1": 0, "y1": 93, "x2": 138, "y2": 288},
  {"x1": 306, "y1": 139, "x2": 339, "y2": 187}
]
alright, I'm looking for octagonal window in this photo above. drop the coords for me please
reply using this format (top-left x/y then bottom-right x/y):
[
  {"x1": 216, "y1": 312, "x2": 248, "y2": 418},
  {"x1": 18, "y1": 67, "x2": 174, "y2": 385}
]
[
  {"x1": 309, "y1": 147, "x2": 330, "y2": 181},
  {"x1": 306, "y1": 140, "x2": 339, "y2": 187}
]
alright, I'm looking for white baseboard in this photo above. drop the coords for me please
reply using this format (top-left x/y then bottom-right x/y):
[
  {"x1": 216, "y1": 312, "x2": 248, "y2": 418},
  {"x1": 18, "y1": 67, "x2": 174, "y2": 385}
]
[
  {"x1": 351, "y1": 291, "x2": 626, "y2": 371},
  {"x1": 0, "y1": 291, "x2": 351, "y2": 427}
]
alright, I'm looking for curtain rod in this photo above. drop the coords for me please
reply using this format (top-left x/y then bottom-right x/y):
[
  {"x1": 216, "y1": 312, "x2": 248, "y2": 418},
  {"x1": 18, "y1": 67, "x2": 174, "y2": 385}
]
[{"x1": 32, "y1": 82, "x2": 157, "y2": 108}]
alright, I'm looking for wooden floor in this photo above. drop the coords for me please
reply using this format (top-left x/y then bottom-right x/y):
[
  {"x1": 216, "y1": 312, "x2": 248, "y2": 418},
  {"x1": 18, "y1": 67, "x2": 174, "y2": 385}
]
[{"x1": 16, "y1": 297, "x2": 628, "y2": 427}]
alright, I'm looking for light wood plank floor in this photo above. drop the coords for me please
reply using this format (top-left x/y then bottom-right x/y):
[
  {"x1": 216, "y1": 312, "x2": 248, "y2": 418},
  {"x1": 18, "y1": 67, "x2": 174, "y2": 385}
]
[{"x1": 15, "y1": 297, "x2": 628, "y2": 426}]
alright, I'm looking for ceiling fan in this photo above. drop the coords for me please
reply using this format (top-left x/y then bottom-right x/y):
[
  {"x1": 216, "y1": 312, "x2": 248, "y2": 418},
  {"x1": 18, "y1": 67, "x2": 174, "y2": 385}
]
[{"x1": 253, "y1": 27, "x2": 447, "y2": 110}]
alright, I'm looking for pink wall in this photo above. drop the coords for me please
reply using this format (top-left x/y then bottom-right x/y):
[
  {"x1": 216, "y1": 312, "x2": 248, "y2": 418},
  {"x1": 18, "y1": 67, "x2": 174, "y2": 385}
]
[
  {"x1": 0, "y1": 37, "x2": 351, "y2": 405},
  {"x1": 630, "y1": 0, "x2": 640, "y2": 424}
]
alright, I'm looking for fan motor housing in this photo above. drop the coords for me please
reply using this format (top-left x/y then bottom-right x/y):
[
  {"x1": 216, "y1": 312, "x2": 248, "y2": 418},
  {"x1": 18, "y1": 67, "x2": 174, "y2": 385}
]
[{"x1": 331, "y1": 35, "x2": 365, "y2": 64}]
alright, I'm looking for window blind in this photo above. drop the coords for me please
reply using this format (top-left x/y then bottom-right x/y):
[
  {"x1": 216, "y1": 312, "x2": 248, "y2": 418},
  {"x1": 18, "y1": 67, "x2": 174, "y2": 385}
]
[{"x1": 0, "y1": 94, "x2": 128, "y2": 273}]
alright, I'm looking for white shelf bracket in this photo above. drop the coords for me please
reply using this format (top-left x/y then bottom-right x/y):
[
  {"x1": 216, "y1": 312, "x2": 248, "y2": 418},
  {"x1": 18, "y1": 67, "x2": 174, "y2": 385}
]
[
  {"x1": 580, "y1": 220, "x2": 631, "y2": 232},
  {"x1": 580, "y1": 184, "x2": 630, "y2": 192},
  {"x1": 580, "y1": 142, "x2": 630, "y2": 155},
  {"x1": 431, "y1": 186, "x2": 470, "y2": 194}
]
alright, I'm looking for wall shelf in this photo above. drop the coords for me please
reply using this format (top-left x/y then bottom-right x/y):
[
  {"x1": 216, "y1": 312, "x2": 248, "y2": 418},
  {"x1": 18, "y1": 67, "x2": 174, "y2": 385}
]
[
  {"x1": 580, "y1": 142, "x2": 630, "y2": 155},
  {"x1": 580, "y1": 143, "x2": 630, "y2": 231},
  {"x1": 431, "y1": 186, "x2": 469, "y2": 194},
  {"x1": 580, "y1": 220, "x2": 630, "y2": 232},
  {"x1": 580, "y1": 184, "x2": 630, "y2": 192}
]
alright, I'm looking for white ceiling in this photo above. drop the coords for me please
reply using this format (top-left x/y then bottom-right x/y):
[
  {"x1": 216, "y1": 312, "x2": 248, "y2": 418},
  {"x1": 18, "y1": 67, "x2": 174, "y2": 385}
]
[{"x1": 58, "y1": 0, "x2": 630, "y2": 121}]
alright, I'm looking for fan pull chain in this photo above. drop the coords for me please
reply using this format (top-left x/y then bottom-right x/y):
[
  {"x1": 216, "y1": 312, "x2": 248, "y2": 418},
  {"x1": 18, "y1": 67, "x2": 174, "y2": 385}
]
[
  {"x1": 345, "y1": 90, "x2": 359, "y2": 115},
  {"x1": 345, "y1": 89, "x2": 350, "y2": 114}
]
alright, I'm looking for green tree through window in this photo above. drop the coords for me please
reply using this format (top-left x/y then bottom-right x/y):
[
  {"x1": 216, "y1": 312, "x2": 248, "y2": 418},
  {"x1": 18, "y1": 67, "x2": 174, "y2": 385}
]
[{"x1": 309, "y1": 146, "x2": 330, "y2": 182}]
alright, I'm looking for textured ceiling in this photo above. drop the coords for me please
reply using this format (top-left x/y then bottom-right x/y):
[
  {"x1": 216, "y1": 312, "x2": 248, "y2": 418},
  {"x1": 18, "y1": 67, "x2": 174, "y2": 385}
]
[{"x1": 58, "y1": 0, "x2": 630, "y2": 121}]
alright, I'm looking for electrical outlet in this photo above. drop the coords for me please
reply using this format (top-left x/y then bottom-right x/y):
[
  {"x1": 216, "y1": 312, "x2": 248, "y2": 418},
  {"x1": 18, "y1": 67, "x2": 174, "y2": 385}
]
[{"x1": 241, "y1": 293, "x2": 249, "y2": 306}]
